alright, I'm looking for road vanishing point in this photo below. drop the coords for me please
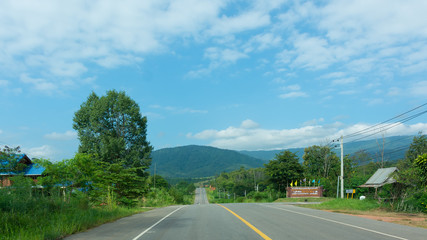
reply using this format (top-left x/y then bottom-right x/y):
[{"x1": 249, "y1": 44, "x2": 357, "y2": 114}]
[{"x1": 65, "y1": 188, "x2": 427, "y2": 240}]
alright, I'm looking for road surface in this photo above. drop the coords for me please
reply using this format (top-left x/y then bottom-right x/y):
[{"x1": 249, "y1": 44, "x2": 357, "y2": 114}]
[
  {"x1": 194, "y1": 187, "x2": 209, "y2": 204},
  {"x1": 65, "y1": 188, "x2": 427, "y2": 240}
]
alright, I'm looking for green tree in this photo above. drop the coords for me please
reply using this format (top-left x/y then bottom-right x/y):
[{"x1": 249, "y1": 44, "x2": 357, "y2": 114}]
[
  {"x1": 264, "y1": 150, "x2": 304, "y2": 191},
  {"x1": 302, "y1": 145, "x2": 339, "y2": 179},
  {"x1": 405, "y1": 134, "x2": 427, "y2": 163},
  {"x1": 414, "y1": 153, "x2": 427, "y2": 186},
  {"x1": 350, "y1": 150, "x2": 371, "y2": 176},
  {"x1": 73, "y1": 90, "x2": 152, "y2": 174},
  {"x1": 148, "y1": 175, "x2": 169, "y2": 189},
  {"x1": 0, "y1": 146, "x2": 26, "y2": 174},
  {"x1": 397, "y1": 134, "x2": 427, "y2": 187}
]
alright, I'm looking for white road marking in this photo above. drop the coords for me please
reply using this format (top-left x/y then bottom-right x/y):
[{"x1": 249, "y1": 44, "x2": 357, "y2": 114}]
[
  {"x1": 262, "y1": 204, "x2": 408, "y2": 240},
  {"x1": 132, "y1": 206, "x2": 186, "y2": 240}
]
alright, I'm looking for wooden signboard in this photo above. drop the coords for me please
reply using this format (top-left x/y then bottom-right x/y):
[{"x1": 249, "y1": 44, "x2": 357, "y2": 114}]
[{"x1": 286, "y1": 186, "x2": 323, "y2": 198}]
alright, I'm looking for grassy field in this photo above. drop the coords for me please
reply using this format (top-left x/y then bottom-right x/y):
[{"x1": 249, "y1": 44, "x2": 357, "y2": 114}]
[
  {"x1": 304, "y1": 198, "x2": 380, "y2": 211},
  {"x1": 0, "y1": 190, "x2": 149, "y2": 240},
  {"x1": 294, "y1": 198, "x2": 427, "y2": 229}
]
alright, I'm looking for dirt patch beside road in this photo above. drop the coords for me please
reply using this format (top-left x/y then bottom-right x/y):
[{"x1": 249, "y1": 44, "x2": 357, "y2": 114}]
[{"x1": 329, "y1": 210, "x2": 427, "y2": 228}]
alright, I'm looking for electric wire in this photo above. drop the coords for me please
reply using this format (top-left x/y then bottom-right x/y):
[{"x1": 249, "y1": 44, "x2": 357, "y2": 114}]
[
  {"x1": 343, "y1": 102, "x2": 427, "y2": 139},
  {"x1": 347, "y1": 110, "x2": 427, "y2": 143},
  {"x1": 327, "y1": 103, "x2": 427, "y2": 165}
]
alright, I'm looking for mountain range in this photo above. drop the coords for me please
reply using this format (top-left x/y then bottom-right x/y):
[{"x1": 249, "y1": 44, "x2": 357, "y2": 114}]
[
  {"x1": 150, "y1": 145, "x2": 263, "y2": 178},
  {"x1": 150, "y1": 135, "x2": 414, "y2": 178}
]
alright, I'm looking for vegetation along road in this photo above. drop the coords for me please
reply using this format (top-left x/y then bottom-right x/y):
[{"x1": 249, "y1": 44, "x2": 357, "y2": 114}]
[{"x1": 65, "y1": 188, "x2": 426, "y2": 240}]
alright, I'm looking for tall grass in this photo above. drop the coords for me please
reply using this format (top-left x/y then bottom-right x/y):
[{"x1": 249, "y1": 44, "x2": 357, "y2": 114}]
[
  {"x1": 0, "y1": 185, "x2": 146, "y2": 240},
  {"x1": 308, "y1": 198, "x2": 380, "y2": 211}
]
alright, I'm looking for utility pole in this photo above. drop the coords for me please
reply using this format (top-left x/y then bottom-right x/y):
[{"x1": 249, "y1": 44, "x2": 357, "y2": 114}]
[
  {"x1": 154, "y1": 163, "x2": 156, "y2": 189},
  {"x1": 340, "y1": 135, "x2": 344, "y2": 199},
  {"x1": 253, "y1": 170, "x2": 257, "y2": 192}
]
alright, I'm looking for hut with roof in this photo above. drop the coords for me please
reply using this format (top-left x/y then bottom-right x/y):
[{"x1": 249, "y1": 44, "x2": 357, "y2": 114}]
[
  {"x1": 0, "y1": 153, "x2": 45, "y2": 187},
  {"x1": 359, "y1": 167, "x2": 399, "y2": 199}
]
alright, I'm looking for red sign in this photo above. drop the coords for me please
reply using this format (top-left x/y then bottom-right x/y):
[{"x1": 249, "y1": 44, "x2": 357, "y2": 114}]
[{"x1": 286, "y1": 187, "x2": 323, "y2": 198}]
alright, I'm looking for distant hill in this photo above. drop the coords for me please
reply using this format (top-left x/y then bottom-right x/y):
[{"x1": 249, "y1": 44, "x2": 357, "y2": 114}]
[
  {"x1": 150, "y1": 145, "x2": 263, "y2": 178},
  {"x1": 240, "y1": 148, "x2": 303, "y2": 163},
  {"x1": 150, "y1": 136, "x2": 415, "y2": 179},
  {"x1": 240, "y1": 135, "x2": 414, "y2": 164}
]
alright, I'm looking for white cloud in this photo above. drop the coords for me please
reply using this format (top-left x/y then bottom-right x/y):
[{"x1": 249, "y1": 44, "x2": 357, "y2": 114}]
[
  {"x1": 20, "y1": 74, "x2": 57, "y2": 93},
  {"x1": 302, "y1": 118, "x2": 324, "y2": 127},
  {"x1": 409, "y1": 81, "x2": 427, "y2": 97},
  {"x1": 149, "y1": 104, "x2": 207, "y2": 114},
  {"x1": 331, "y1": 77, "x2": 357, "y2": 85},
  {"x1": 275, "y1": 0, "x2": 427, "y2": 83},
  {"x1": 279, "y1": 91, "x2": 308, "y2": 99},
  {"x1": 0, "y1": 0, "x2": 229, "y2": 88},
  {"x1": 240, "y1": 119, "x2": 260, "y2": 129},
  {"x1": 24, "y1": 145, "x2": 55, "y2": 160},
  {"x1": 244, "y1": 33, "x2": 282, "y2": 52},
  {"x1": 187, "y1": 47, "x2": 248, "y2": 77},
  {"x1": 387, "y1": 87, "x2": 400, "y2": 96},
  {"x1": 0, "y1": 80, "x2": 8, "y2": 87},
  {"x1": 291, "y1": 34, "x2": 335, "y2": 70},
  {"x1": 281, "y1": 84, "x2": 301, "y2": 91},
  {"x1": 338, "y1": 90, "x2": 357, "y2": 95},
  {"x1": 0, "y1": 129, "x2": 3, "y2": 134},
  {"x1": 365, "y1": 98, "x2": 384, "y2": 106},
  {"x1": 320, "y1": 72, "x2": 346, "y2": 79},
  {"x1": 187, "y1": 121, "x2": 427, "y2": 151},
  {"x1": 204, "y1": 47, "x2": 248, "y2": 63},
  {"x1": 208, "y1": 10, "x2": 271, "y2": 36},
  {"x1": 44, "y1": 130, "x2": 77, "y2": 141}
]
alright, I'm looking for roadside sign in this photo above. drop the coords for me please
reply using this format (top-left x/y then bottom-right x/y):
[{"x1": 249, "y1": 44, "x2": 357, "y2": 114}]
[{"x1": 346, "y1": 189, "x2": 356, "y2": 199}]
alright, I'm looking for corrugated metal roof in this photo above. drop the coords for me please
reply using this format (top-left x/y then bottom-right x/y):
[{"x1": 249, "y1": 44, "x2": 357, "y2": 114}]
[
  {"x1": 0, "y1": 154, "x2": 45, "y2": 176},
  {"x1": 360, "y1": 167, "x2": 398, "y2": 187},
  {"x1": 24, "y1": 163, "x2": 45, "y2": 175}
]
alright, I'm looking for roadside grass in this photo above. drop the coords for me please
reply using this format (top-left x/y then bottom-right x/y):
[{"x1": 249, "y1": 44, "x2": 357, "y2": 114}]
[
  {"x1": 0, "y1": 190, "x2": 149, "y2": 240},
  {"x1": 297, "y1": 198, "x2": 427, "y2": 229},
  {"x1": 303, "y1": 198, "x2": 380, "y2": 211}
]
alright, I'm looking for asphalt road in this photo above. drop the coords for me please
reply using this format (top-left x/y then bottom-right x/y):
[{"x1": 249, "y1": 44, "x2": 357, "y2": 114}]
[
  {"x1": 194, "y1": 187, "x2": 209, "y2": 205},
  {"x1": 65, "y1": 188, "x2": 427, "y2": 240}
]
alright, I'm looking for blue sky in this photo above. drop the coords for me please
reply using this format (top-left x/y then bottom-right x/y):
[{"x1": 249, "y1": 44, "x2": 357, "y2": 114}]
[{"x1": 1, "y1": 0, "x2": 427, "y2": 161}]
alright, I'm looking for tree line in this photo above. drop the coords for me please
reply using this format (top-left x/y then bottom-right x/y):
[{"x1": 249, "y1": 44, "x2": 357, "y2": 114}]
[
  {"x1": 210, "y1": 134, "x2": 427, "y2": 212},
  {"x1": 2, "y1": 90, "x2": 194, "y2": 207}
]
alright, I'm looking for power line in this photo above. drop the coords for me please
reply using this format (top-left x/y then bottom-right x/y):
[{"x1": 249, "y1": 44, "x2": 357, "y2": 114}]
[
  {"x1": 347, "y1": 110, "x2": 427, "y2": 143},
  {"x1": 352, "y1": 135, "x2": 414, "y2": 154},
  {"x1": 343, "y1": 102, "x2": 427, "y2": 139}
]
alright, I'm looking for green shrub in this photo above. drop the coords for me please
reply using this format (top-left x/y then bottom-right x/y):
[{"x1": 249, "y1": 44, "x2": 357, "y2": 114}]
[{"x1": 398, "y1": 190, "x2": 427, "y2": 213}]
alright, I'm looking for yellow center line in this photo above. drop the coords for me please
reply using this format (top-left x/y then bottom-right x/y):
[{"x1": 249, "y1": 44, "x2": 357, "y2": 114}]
[{"x1": 217, "y1": 204, "x2": 272, "y2": 240}]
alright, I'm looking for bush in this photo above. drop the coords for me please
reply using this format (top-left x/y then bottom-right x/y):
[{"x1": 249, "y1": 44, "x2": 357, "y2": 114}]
[
  {"x1": 247, "y1": 191, "x2": 272, "y2": 202},
  {"x1": 397, "y1": 190, "x2": 427, "y2": 213}
]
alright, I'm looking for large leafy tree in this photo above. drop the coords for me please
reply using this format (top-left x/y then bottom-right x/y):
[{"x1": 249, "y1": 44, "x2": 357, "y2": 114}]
[
  {"x1": 264, "y1": 150, "x2": 303, "y2": 190},
  {"x1": 73, "y1": 90, "x2": 152, "y2": 174},
  {"x1": 397, "y1": 134, "x2": 427, "y2": 187},
  {"x1": 0, "y1": 146, "x2": 26, "y2": 174},
  {"x1": 405, "y1": 134, "x2": 427, "y2": 163},
  {"x1": 414, "y1": 153, "x2": 427, "y2": 186},
  {"x1": 302, "y1": 145, "x2": 339, "y2": 179}
]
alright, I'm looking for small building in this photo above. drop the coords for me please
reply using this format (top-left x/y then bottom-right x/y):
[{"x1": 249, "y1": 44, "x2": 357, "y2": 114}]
[
  {"x1": 359, "y1": 167, "x2": 398, "y2": 199},
  {"x1": 0, "y1": 154, "x2": 45, "y2": 187}
]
